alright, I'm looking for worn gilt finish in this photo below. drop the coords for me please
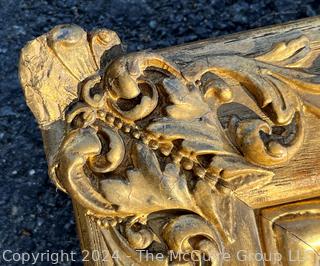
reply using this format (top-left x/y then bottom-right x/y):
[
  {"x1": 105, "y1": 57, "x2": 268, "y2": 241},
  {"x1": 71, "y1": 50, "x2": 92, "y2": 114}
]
[{"x1": 19, "y1": 18, "x2": 320, "y2": 265}]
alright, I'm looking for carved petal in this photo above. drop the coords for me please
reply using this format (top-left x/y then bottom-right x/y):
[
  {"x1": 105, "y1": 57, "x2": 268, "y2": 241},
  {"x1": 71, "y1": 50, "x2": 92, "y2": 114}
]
[
  {"x1": 148, "y1": 119, "x2": 235, "y2": 156},
  {"x1": 163, "y1": 78, "x2": 210, "y2": 120},
  {"x1": 89, "y1": 28, "x2": 121, "y2": 67},
  {"x1": 100, "y1": 143, "x2": 194, "y2": 215}
]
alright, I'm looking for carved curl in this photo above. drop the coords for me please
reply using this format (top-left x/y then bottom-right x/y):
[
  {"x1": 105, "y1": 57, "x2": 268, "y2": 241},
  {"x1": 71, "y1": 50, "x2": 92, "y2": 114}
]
[
  {"x1": 103, "y1": 53, "x2": 182, "y2": 121},
  {"x1": 56, "y1": 126, "x2": 126, "y2": 217},
  {"x1": 162, "y1": 215, "x2": 223, "y2": 265}
]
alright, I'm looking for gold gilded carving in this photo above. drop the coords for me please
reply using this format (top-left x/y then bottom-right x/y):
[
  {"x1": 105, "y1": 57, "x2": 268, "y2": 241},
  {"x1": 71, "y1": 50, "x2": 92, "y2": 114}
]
[
  {"x1": 19, "y1": 25, "x2": 121, "y2": 127},
  {"x1": 260, "y1": 199, "x2": 320, "y2": 265},
  {"x1": 19, "y1": 23, "x2": 320, "y2": 265}
]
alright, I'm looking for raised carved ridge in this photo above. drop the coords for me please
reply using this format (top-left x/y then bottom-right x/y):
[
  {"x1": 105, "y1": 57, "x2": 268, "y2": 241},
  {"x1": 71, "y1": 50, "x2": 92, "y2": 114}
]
[{"x1": 19, "y1": 24, "x2": 320, "y2": 265}]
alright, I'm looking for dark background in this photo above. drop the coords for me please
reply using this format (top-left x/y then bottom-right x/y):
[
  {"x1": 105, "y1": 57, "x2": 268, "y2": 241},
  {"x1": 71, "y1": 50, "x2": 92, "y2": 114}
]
[{"x1": 0, "y1": 0, "x2": 319, "y2": 265}]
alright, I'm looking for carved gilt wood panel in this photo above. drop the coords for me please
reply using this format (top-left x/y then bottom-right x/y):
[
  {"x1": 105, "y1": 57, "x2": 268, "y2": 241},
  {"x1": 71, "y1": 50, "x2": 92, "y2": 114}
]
[{"x1": 19, "y1": 17, "x2": 320, "y2": 265}]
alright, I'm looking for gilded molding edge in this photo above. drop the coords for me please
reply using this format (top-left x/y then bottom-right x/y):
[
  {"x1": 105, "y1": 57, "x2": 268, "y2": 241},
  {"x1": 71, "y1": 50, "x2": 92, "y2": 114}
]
[
  {"x1": 260, "y1": 199, "x2": 320, "y2": 264},
  {"x1": 19, "y1": 24, "x2": 320, "y2": 265}
]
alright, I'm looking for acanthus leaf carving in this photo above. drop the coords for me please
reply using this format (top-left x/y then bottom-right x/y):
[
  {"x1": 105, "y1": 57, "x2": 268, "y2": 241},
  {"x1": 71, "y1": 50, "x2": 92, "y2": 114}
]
[{"x1": 100, "y1": 142, "x2": 195, "y2": 215}]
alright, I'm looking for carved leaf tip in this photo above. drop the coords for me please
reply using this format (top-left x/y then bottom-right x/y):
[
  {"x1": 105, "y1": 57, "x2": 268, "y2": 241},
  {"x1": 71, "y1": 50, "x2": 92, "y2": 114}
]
[{"x1": 19, "y1": 24, "x2": 121, "y2": 127}]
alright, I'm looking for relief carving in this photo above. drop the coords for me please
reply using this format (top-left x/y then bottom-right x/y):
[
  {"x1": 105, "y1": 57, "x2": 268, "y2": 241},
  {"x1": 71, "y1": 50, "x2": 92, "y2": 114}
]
[{"x1": 19, "y1": 24, "x2": 320, "y2": 265}]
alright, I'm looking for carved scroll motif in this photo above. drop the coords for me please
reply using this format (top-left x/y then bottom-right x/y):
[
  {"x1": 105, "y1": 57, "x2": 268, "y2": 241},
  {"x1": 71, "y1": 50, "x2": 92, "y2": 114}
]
[{"x1": 19, "y1": 25, "x2": 320, "y2": 265}]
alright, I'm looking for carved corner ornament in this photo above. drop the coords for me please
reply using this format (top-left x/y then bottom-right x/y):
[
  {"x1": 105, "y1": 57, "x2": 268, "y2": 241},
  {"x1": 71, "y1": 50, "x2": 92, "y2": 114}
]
[{"x1": 19, "y1": 19, "x2": 320, "y2": 265}]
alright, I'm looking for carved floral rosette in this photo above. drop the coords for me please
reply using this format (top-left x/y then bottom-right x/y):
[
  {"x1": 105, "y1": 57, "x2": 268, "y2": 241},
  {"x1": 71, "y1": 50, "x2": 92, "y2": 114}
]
[{"x1": 19, "y1": 25, "x2": 320, "y2": 265}]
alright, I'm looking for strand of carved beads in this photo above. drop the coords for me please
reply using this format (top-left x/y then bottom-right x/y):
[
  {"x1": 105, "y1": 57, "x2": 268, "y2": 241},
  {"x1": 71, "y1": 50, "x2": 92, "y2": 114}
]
[
  {"x1": 172, "y1": 150, "x2": 183, "y2": 164},
  {"x1": 114, "y1": 117, "x2": 123, "y2": 129},
  {"x1": 193, "y1": 166, "x2": 206, "y2": 179},
  {"x1": 159, "y1": 143, "x2": 172, "y2": 156},
  {"x1": 105, "y1": 113, "x2": 115, "y2": 124},
  {"x1": 181, "y1": 157, "x2": 194, "y2": 170},
  {"x1": 97, "y1": 110, "x2": 106, "y2": 119},
  {"x1": 132, "y1": 130, "x2": 141, "y2": 139},
  {"x1": 148, "y1": 139, "x2": 159, "y2": 150},
  {"x1": 123, "y1": 125, "x2": 131, "y2": 133}
]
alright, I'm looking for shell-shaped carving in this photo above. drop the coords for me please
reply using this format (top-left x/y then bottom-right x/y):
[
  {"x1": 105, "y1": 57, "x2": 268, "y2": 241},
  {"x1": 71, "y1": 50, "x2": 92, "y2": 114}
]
[{"x1": 19, "y1": 24, "x2": 121, "y2": 127}]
